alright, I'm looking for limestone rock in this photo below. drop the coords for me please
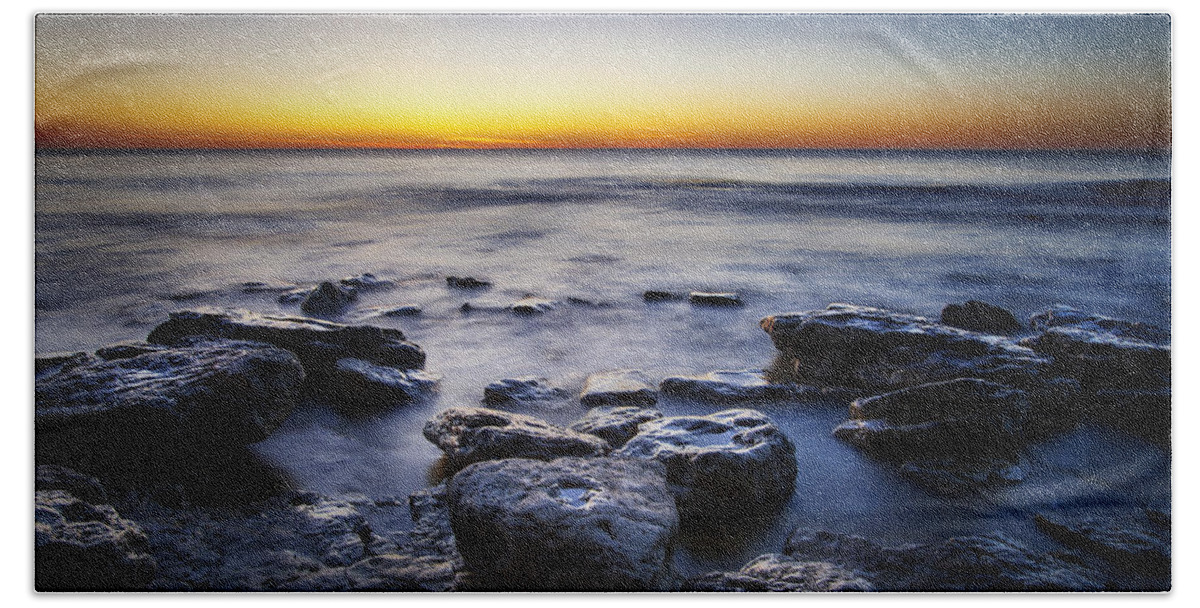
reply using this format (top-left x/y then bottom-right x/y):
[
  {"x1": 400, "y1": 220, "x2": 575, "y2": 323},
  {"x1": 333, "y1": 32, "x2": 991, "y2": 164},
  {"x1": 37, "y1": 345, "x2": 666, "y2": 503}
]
[
  {"x1": 660, "y1": 369, "x2": 820, "y2": 404},
  {"x1": 423, "y1": 407, "x2": 608, "y2": 472},
  {"x1": 329, "y1": 357, "x2": 439, "y2": 411},
  {"x1": 569, "y1": 406, "x2": 664, "y2": 449},
  {"x1": 36, "y1": 490, "x2": 156, "y2": 591},
  {"x1": 482, "y1": 376, "x2": 571, "y2": 408},
  {"x1": 684, "y1": 553, "x2": 872, "y2": 592},
  {"x1": 580, "y1": 369, "x2": 658, "y2": 408}
]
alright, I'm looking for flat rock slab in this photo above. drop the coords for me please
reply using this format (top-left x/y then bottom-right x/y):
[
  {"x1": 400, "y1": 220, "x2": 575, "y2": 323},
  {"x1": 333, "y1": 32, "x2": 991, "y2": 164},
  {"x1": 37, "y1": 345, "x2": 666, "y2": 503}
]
[
  {"x1": 689, "y1": 291, "x2": 743, "y2": 307},
  {"x1": 147, "y1": 308, "x2": 425, "y2": 374},
  {"x1": 569, "y1": 406, "x2": 664, "y2": 449},
  {"x1": 423, "y1": 407, "x2": 608, "y2": 472},
  {"x1": 446, "y1": 276, "x2": 491, "y2": 289},
  {"x1": 617, "y1": 409, "x2": 797, "y2": 521},
  {"x1": 446, "y1": 457, "x2": 679, "y2": 591},
  {"x1": 482, "y1": 376, "x2": 572, "y2": 408},
  {"x1": 684, "y1": 553, "x2": 872, "y2": 592},
  {"x1": 580, "y1": 369, "x2": 658, "y2": 408},
  {"x1": 761, "y1": 303, "x2": 1049, "y2": 392},
  {"x1": 659, "y1": 369, "x2": 821, "y2": 404},
  {"x1": 941, "y1": 300, "x2": 1023, "y2": 335},
  {"x1": 36, "y1": 489, "x2": 156, "y2": 591},
  {"x1": 329, "y1": 358, "x2": 440, "y2": 412},
  {"x1": 36, "y1": 340, "x2": 305, "y2": 460},
  {"x1": 783, "y1": 528, "x2": 1106, "y2": 591}
]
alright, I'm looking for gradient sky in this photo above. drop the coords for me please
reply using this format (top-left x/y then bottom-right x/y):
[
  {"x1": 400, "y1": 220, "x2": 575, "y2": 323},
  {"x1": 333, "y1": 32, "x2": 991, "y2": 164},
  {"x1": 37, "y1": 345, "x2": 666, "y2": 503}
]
[{"x1": 34, "y1": 13, "x2": 1171, "y2": 150}]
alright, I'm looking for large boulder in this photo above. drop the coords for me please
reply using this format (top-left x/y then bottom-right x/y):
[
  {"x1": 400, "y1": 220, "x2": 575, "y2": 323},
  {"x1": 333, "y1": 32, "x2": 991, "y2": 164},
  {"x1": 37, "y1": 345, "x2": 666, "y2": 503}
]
[
  {"x1": 328, "y1": 358, "x2": 440, "y2": 413},
  {"x1": 568, "y1": 406, "x2": 664, "y2": 449},
  {"x1": 616, "y1": 409, "x2": 797, "y2": 521},
  {"x1": 941, "y1": 300, "x2": 1023, "y2": 335},
  {"x1": 36, "y1": 489, "x2": 156, "y2": 591},
  {"x1": 580, "y1": 369, "x2": 658, "y2": 408},
  {"x1": 684, "y1": 553, "x2": 872, "y2": 592},
  {"x1": 760, "y1": 304, "x2": 1049, "y2": 392},
  {"x1": 783, "y1": 528, "x2": 1105, "y2": 591},
  {"x1": 36, "y1": 340, "x2": 305, "y2": 467},
  {"x1": 659, "y1": 369, "x2": 821, "y2": 404},
  {"x1": 445, "y1": 457, "x2": 679, "y2": 591},
  {"x1": 147, "y1": 308, "x2": 426, "y2": 376},
  {"x1": 423, "y1": 407, "x2": 608, "y2": 472}
]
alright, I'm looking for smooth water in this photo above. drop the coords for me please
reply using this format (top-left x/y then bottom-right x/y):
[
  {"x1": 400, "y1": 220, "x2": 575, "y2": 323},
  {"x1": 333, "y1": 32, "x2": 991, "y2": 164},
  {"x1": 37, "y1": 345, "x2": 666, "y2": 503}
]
[{"x1": 34, "y1": 148, "x2": 1171, "y2": 576}]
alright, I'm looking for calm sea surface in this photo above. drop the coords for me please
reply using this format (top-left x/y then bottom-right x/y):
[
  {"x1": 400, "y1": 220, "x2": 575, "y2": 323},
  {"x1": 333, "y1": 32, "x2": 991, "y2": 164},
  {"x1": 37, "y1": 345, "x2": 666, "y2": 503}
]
[{"x1": 34, "y1": 148, "x2": 1171, "y2": 575}]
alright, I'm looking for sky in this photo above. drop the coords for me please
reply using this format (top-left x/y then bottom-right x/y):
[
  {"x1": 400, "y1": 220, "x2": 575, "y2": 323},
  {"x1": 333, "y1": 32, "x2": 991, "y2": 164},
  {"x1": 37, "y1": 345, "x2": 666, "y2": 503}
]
[{"x1": 33, "y1": 13, "x2": 1171, "y2": 150}]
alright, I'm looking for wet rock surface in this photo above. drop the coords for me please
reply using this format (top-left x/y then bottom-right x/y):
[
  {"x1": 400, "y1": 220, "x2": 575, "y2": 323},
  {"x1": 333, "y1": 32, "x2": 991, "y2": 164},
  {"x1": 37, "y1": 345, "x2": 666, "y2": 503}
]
[
  {"x1": 300, "y1": 281, "x2": 359, "y2": 315},
  {"x1": 423, "y1": 407, "x2": 608, "y2": 472},
  {"x1": 36, "y1": 489, "x2": 156, "y2": 591},
  {"x1": 761, "y1": 304, "x2": 1049, "y2": 392},
  {"x1": 510, "y1": 296, "x2": 557, "y2": 315},
  {"x1": 147, "y1": 308, "x2": 426, "y2": 376},
  {"x1": 328, "y1": 358, "x2": 440, "y2": 412},
  {"x1": 338, "y1": 272, "x2": 395, "y2": 291},
  {"x1": 941, "y1": 300, "x2": 1023, "y2": 335},
  {"x1": 616, "y1": 409, "x2": 797, "y2": 522},
  {"x1": 684, "y1": 553, "x2": 872, "y2": 592},
  {"x1": 580, "y1": 369, "x2": 659, "y2": 408},
  {"x1": 660, "y1": 369, "x2": 821, "y2": 404},
  {"x1": 569, "y1": 406, "x2": 664, "y2": 449},
  {"x1": 446, "y1": 457, "x2": 679, "y2": 591},
  {"x1": 482, "y1": 376, "x2": 572, "y2": 408},
  {"x1": 445, "y1": 276, "x2": 491, "y2": 289},
  {"x1": 1033, "y1": 508, "x2": 1170, "y2": 586},
  {"x1": 689, "y1": 291, "x2": 743, "y2": 307}
]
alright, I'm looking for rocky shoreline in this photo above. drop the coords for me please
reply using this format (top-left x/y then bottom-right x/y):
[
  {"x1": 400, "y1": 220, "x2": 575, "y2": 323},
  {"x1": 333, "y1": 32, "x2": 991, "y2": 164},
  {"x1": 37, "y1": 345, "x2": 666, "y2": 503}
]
[{"x1": 35, "y1": 276, "x2": 1170, "y2": 591}]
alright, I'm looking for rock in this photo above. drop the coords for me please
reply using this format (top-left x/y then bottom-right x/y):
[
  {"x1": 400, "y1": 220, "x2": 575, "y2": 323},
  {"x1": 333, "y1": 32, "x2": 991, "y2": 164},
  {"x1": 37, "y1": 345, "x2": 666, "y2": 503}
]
[
  {"x1": 380, "y1": 304, "x2": 422, "y2": 317},
  {"x1": 689, "y1": 291, "x2": 743, "y2": 307},
  {"x1": 446, "y1": 457, "x2": 678, "y2": 591},
  {"x1": 147, "y1": 308, "x2": 426, "y2": 377},
  {"x1": 446, "y1": 276, "x2": 491, "y2": 289},
  {"x1": 300, "y1": 281, "x2": 358, "y2": 316},
  {"x1": 329, "y1": 358, "x2": 440, "y2": 412},
  {"x1": 783, "y1": 528, "x2": 1105, "y2": 591},
  {"x1": 36, "y1": 490, "x2": 156, "y2": 591},
  {"x1": 1021, "y1": 326, "x2": 1169, "y2": 391},
  {"x1": 569, "y1": 406, "x2": 664, "y2": 449},
  {"x1": 277, "y1": 288, "x2": 310, "y2": 304},
  {"x1": 35, "y1": 351, "x2": 96, "y2": 380},
  {"x1": 338, "y1": 272, "x2": 395, "y2": 291},
  {"x1": 761, "y1": 304, "x2": 1049, "y2": 392},
  {"x1": 36, "y1": 340, "x2": 306, "y2": 466},
  {"x1": 1034, "y1": 509, "x2": 1170, "y2": 583},
  {"x1": 93, "y1": 342, "x2": 167, "y2": 360},
  {"x1": 643, "y1": 290, "x2": 683, "y2": 302},
  {"x1": 659, "y1": 369, "x2": 821, "y2": 403},
  {"x1": 36, "y1": 465, "x2": 109, "y2": 505},
  {"x1": 240, "y1": 280, "x2": 298, "y2": 294},
  {"x1": 459, "y1": 298, "x2": 510, "y2": 313},
  {"x1": 580, "y1": 369, "x2": 658, "y2": 408},
  {"x1": 941, "y1": 300, "x2": 1023, "y2": 335},
  {"x1": 423, "y1": 407, "x2": 608, "y2": 472},
  {"x1": 616, "y1": 409, "x2": 797, "y2": 521},
  {"x1": 896, "y1": 459, "x2": 1026, "y2": 496},
  {"x1": 482, "y1": 376, "x2": 572, "y2": 408},
  {"x1": 684, "y1": 553, "x2": 873, "y2": 592},
  {"x1": 1091, "y1": 387, "x2": 1170, "y2": 447},
  {"x1": 510, "y1": 296, "x2": 556, "y2": 315},
  {"x1": 1029, "y1": 305, "x2": 1170, "y2": 344}
]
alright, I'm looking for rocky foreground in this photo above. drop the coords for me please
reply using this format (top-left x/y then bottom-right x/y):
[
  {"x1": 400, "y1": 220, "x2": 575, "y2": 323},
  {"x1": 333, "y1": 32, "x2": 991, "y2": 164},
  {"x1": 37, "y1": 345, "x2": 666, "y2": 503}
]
[{"x1": 35, "y1": 283, "x2": 1170, "y2": 591}]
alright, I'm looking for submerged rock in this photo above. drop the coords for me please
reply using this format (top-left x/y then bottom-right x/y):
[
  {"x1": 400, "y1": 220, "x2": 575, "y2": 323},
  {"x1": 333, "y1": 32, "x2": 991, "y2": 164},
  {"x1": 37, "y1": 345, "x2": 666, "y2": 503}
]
[
  {"x1": 941, "y1": 300, "x2": 1023, "y2": 335},
  {"x1": 482, "y1": 376, "x2": 572, "y2": 408},
  {"x1": 36, "y1": 340, "x2": 305, "y2": 466},
  {"x1": 659, "y1": 369, "x2": 821, "y2": 404},
  {"x1": 241, "y1": 280, "x2": 300, "y2": 294},
  {"x1": 1029, "y1": 304, "x2": 1170, "y2": 344},
  {"x1": 580, "y1": 369, "x2": 658, "y2": 408},
  {"x1": 93, "y1": 341, "x2": 168, "y2": 361},
  {"x1": 379, "y1": 304, "x2": 422, "y2": 317},
  {"x1": 617, "y1": 409, "x2": 797, "y2": 521},
  {"x1": 446, "y1": 457, "x2": 678, "y2": 591},
  {"x1": 510, "y1": 296, "x2": 557, "y2": 315},
  {"x1": 423, "y1": 407, "x2": 608, "y2": 472},
  {"x1": 36, "y1": 489, "x2": 156, "y2": 591},
  {"x1": 338, "y1": 272, "x2": 395, "y2": 291},
  {"x1": 446, "y1": 276, "x2": 491, "y2": 289},
  {"x1": 329, "y1": 358, "x2": 440, "y2": 412},
  {"x1": 783, "y1": 528, "x2": 1105, "y2": 591},
  {"x1": 569, "y1": 406, "x2": 664, "y2": 449},
  {"x1": 760, "y1": 304, "x2": 1049, "y2": 392},
  {"x1": 689, "y1": 291, "x2": 743, "y2": 307},
  {"x1": 643, "y1": 290, "x2": 684, "y2": 302},
  {"x1": 1034, "y1": 509, "x2": 1170, "y2": 585},
  {"x1": 684, "y1": 553, "x2": 872, "y2": 592},
  {"x1": 147, "y1": 308, "x2": 426, "y2": 377},
  {"x1": 300, "y1": 281, "x2": 358, "y2": 316}
]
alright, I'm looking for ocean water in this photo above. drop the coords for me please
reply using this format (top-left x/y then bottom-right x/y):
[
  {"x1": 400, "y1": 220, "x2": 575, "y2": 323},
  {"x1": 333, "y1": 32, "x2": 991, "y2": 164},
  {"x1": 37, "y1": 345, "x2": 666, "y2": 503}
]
[{"x1": 34, "y1": 148, "x2": 1171, "y2": 576}]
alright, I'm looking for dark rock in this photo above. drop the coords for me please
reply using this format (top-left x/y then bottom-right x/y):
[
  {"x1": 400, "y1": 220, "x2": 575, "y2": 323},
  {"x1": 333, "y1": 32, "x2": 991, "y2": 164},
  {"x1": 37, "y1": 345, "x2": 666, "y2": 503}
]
[
  {"x1": 277, "y1": 288, "x2": 309, "y2": 304},
  {"x1": 35, "y1": 351, "x2": 96, "y2": 380},
  {"x1": 446, "y1": 457, "x2": 678, "y2": 591},
  {"x1": 380, "y1": 304, "x2": 422, "y2": 317},
  {"x1": 689, "y1": 291, "x2": 743, "y2": 307},
  {"x1": 510, "y1": 296, "x2": 557, "y2": 315},
  {"x1": 941, "y1": 300, "x2": 1023, "y2": 335},
  {"x1": 36, "y1": 465, "x2": 108, "y2": 505},
  {"x1": 660, "y1": 369, "x2": 821, "y2": 404},
  {"x1": 783, "y1": 528, "x2": 1105, "y2": 591},
  {"x1": 329, "y1": 358, "x2": 440, "y2": 412},
  {"x1": 36, "y1": 490, "x2": 156, "y2": 591},
  {"x1": 446, "y1": 276, "x2": 491, "y2": 289},
  {"x1": 147, "y1": 308, "x2": 426, "y2": 376},
  {"x1": 1034, "y1": 509, "x2": 1170, "y2": 584},
  {"x1": 569, "y1": 406, "x2": 664, "y2": 449},
  {"x1": 339, "y1": 272, "x2": 395, "y2": 291},
  {"x1": 896, "y1": 459, "x2": 1026, "y2": 496},
  {"x1": 240, "y1": 280, "x2": 298, "y2": 294},
  {"x1": 617, "y1": 409, "x2": 797, "y2": 521},
  {"x1": 459, "y1": 298, "x2": 510, "y2": 313},
  {"x1": 643, "y1": 290, "x2": 683, "y2": 302},
  {"x1": 482, "y1": 376, "x2": 572, "y2": 408},
  {"x1": 761, "y1": 304, "x2": 1049, "y2": 392},
  {"x1": 580, "y1": 369, "x2": 658, "y2": 408},
  {"x1": 1029, "y1": 304, "x2": 1170, "y2": 344},
  {"x1": 93, "y1": 341, "x2": 167, "y2": 361},
  {"x1": 684, "y1": 553, "x2": 872, "y2": 592},
  {"x1": 300, "y1": 281, "x2": 358, "y2": 316},
  {"x1": 1091, "y1": 387, "x2": 1170, "y2": 447},
  {"x1": 423, "y1": 407, "x2": 608, "y2": 472},
  {"x1": 36, "y1": 340, "x2": 305, "y2": 465},
  {"x1": 1021, "y1": 326, "x2": 1169, "y2": 391}
]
